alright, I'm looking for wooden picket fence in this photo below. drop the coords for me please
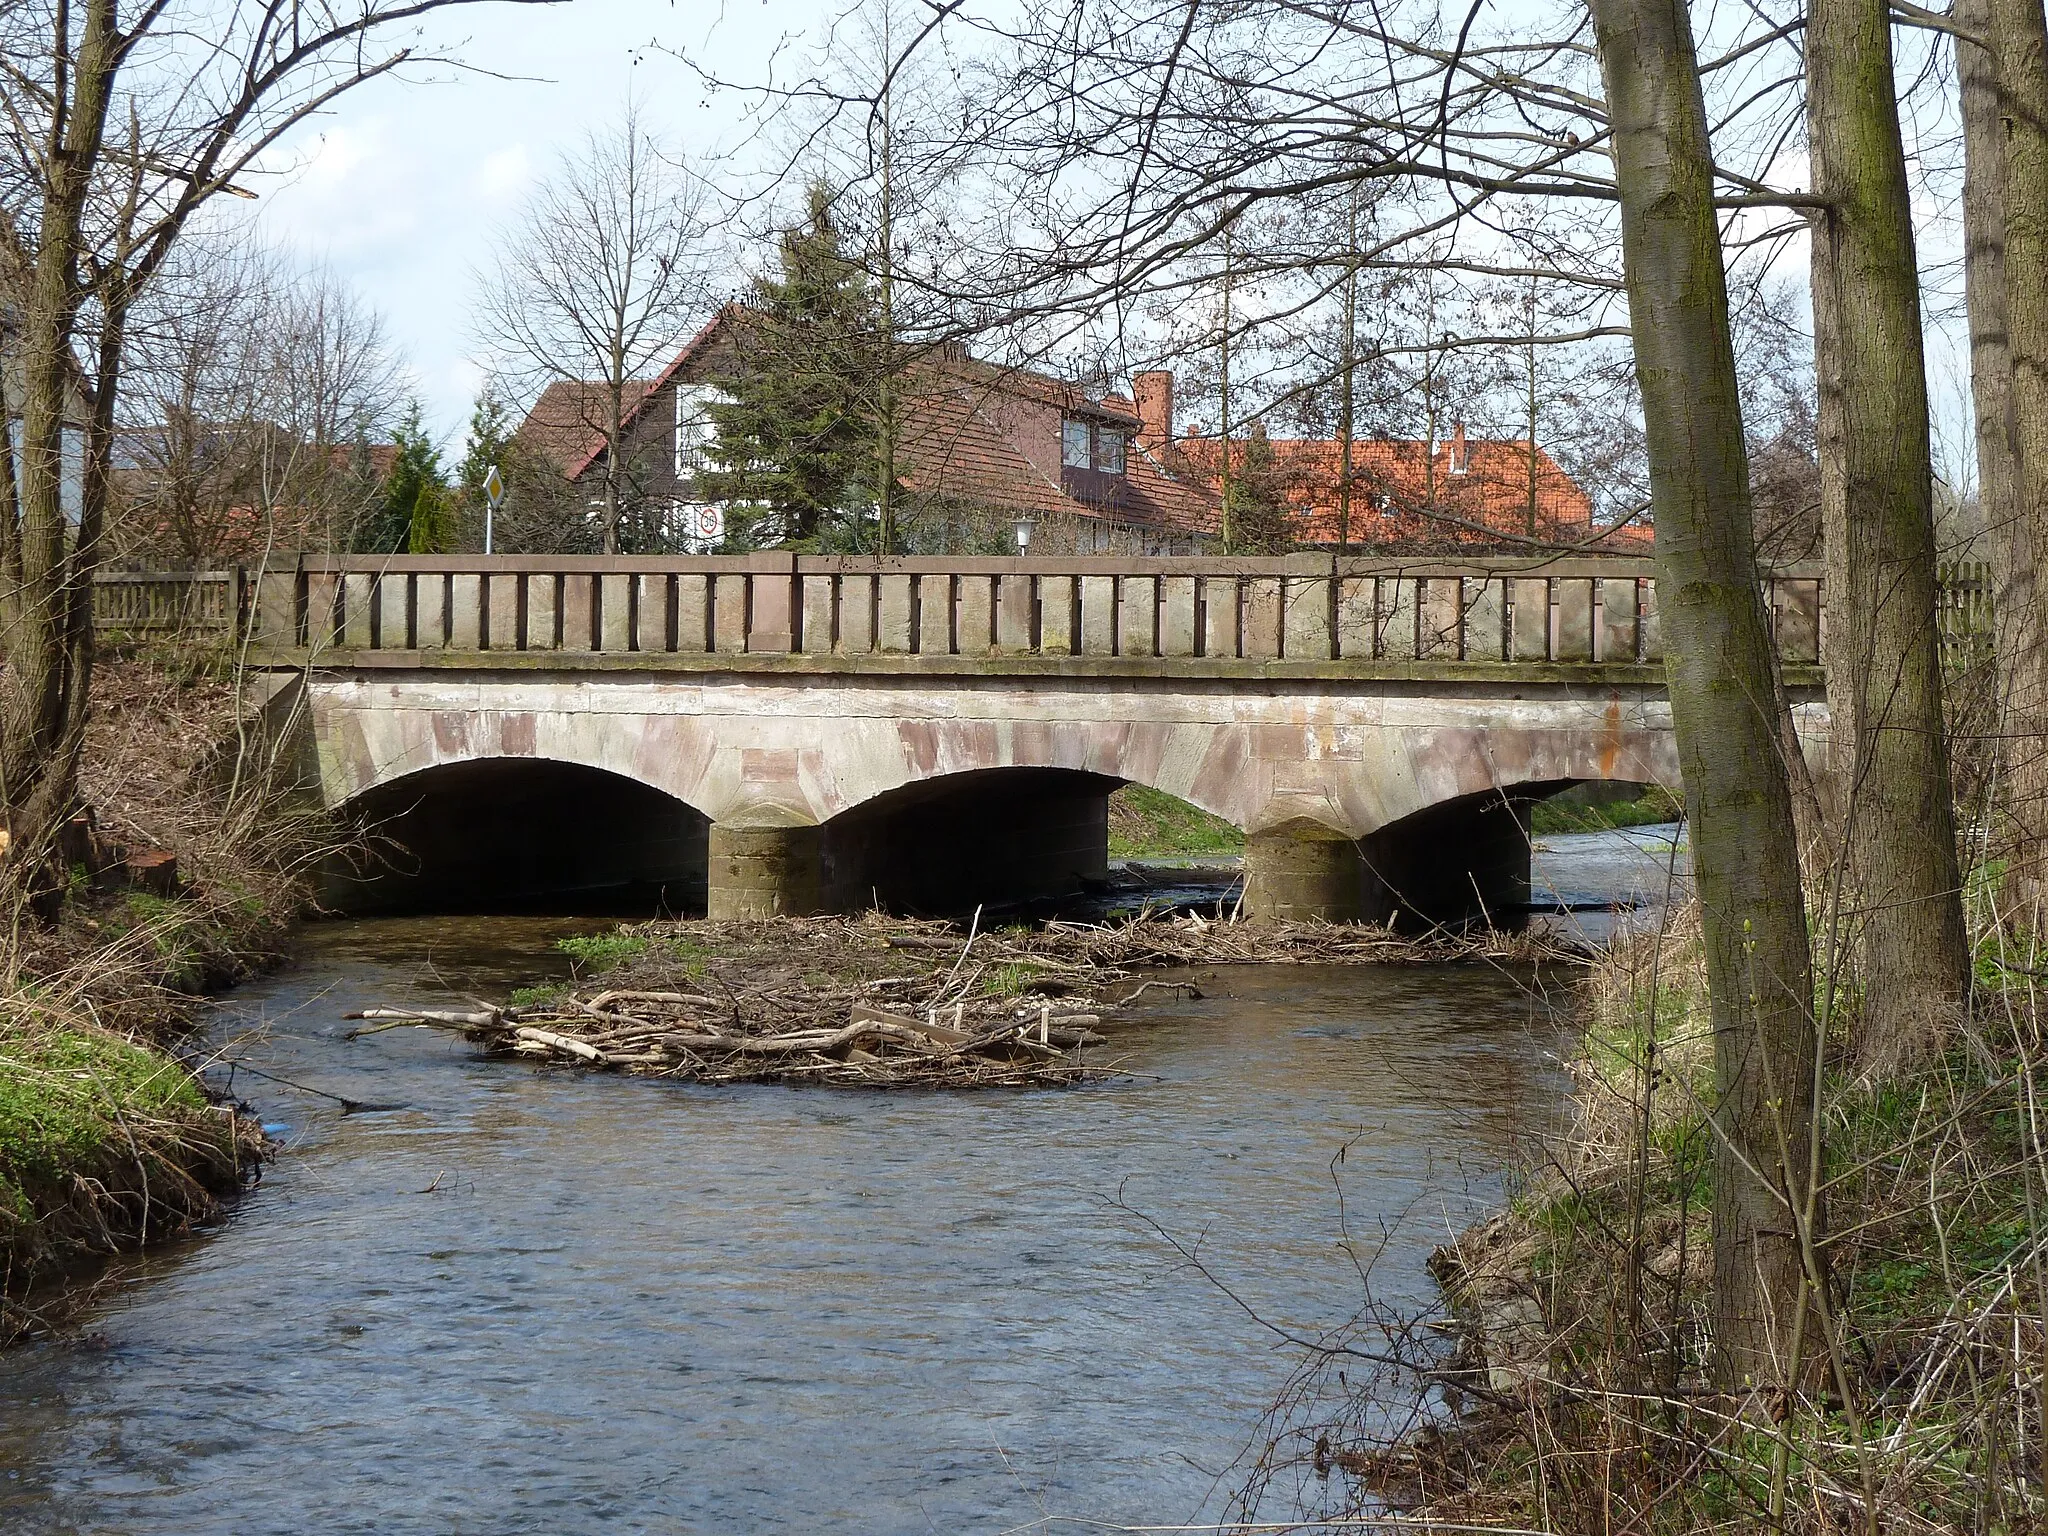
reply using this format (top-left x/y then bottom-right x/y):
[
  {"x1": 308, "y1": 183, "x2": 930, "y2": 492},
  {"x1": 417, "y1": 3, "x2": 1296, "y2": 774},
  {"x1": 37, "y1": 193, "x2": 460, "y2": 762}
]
[{"x1": 90, "y1": 568, "x2": 243, "y2": 635}]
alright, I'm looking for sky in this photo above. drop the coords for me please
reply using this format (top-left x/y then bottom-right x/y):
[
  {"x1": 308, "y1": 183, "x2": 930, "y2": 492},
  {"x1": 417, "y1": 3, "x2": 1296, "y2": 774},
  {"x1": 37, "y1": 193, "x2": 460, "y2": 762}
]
[{"x1": 246, "y1": 0, "x2": 833, "y2": 444}]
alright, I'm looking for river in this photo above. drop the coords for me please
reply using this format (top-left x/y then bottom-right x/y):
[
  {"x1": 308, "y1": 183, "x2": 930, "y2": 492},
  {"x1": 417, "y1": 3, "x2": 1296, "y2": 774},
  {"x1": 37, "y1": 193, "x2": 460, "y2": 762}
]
[{"x1": 0, "y1": 826, "x2": 1683, "y2": 1534}]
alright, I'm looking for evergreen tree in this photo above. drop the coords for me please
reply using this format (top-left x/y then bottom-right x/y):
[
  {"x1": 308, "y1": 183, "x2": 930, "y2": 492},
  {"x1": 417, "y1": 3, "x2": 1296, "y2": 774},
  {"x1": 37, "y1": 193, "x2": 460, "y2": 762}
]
[
  {"x1": 455, "y1": 384, "x2": 516, "y2": 549},
  {"x1": 359, "y1": 401, "x2": 455, "y2": 554},
  {"x1": 1224, "y1": 424, "x2": 1298, "y2": 552},
  {"x1": 700, "y1": 183, "x2": 885, "y2": 548},
  {"x1": 457, "y1": 385, "x2": 515, "y2": 510}
]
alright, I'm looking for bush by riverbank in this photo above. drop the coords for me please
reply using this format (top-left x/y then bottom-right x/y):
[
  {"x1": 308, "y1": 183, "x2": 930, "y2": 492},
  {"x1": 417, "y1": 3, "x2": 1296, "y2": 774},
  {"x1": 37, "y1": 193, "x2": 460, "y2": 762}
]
[
  {"x1": 1243, "y1": 898, "x2": 2047, "y2": 1532},
  {"x1": 0, "y1": 641, "x2": 311, "y2": 1332}
]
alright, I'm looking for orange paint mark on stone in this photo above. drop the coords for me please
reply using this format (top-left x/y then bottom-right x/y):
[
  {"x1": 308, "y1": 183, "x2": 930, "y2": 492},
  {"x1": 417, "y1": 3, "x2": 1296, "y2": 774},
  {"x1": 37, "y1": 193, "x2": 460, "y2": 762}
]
[{"x1": 1598, "y1": 696, "x2": 1623, "y2": 780}]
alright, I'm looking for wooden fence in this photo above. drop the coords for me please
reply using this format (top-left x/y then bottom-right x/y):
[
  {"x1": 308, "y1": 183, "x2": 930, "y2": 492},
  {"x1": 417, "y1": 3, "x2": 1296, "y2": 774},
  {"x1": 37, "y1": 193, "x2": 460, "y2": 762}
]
[{"x1": 91, "y1": 569, "x2": 243, "y2": 634}]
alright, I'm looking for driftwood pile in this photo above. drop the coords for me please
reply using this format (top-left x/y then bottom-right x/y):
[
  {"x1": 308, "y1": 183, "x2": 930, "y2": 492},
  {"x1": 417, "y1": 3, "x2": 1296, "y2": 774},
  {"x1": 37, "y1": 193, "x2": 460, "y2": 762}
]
[
  {"x1": 346, "y1": 989, "x2": 1114, "y2": 1088},
  {"x1": 344, "y1": 909, "x2": 1572, "y2": 1090}
]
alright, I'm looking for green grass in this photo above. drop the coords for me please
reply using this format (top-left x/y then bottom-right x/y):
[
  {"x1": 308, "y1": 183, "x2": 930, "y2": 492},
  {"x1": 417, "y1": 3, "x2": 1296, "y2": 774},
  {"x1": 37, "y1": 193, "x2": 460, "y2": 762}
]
[
  {"x1": 555, "y1": 932, "x2": 652, "y2": 970},
  {"x1": 1530, "y1": 784, "x2": 1685, "y2": 835},
  {"x1": 1106, "y1": 784, "x2": 1244, "y2": 859},
  {"x1": 554, "y1": 930, "x2": 711, "y2": 979},
  {"x1": 0, "y1": 1027, "x2": 207, "y2": 1225}
]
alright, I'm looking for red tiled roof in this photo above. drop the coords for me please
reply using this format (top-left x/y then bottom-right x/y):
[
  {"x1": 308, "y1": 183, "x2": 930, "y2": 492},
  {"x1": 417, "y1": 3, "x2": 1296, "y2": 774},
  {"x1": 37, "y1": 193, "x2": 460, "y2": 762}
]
[
  {"x1": 519, "y1": 309, "x2": 1218, "y2": 533},
  {"x1": 519, "y1": 378, "x2": 657, "y2": 480},
  {"x1": 894, "y1": 355, "x2": 1214, "y2": 531},
  {"x1": 1175, "y1": 431, "x2": 1644, "y2": 551}
]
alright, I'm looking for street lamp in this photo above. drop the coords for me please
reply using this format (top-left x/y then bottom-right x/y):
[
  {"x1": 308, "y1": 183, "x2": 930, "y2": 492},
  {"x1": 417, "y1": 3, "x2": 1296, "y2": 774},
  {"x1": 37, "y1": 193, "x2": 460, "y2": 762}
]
[{"x1": 1013, "y1": 517, "x2": 1035, "y2": 553}]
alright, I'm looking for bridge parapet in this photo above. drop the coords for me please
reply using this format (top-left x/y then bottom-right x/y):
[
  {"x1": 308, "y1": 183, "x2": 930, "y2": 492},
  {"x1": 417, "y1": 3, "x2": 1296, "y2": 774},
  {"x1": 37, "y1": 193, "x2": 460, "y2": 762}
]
[{"x1": 241, "y1": 552, "x2": 1827, "y2": 676}]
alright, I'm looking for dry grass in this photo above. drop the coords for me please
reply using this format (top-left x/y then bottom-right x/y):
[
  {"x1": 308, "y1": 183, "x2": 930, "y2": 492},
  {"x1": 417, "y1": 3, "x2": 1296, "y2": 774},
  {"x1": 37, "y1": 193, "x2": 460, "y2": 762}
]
[
  {"x1": 0, "y1": 636, "x2": 320, "y2": 1334},
  {"x1": 1222, "y1": 894, "x2": 2048, "y2": 1534}
]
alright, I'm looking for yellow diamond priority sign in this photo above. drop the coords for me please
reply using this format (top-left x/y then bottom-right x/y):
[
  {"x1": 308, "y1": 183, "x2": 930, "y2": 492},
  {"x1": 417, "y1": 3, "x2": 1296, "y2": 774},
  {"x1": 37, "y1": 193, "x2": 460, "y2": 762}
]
[{"x1": 483, "y1": 464, "x2": 505, "y2": 507}]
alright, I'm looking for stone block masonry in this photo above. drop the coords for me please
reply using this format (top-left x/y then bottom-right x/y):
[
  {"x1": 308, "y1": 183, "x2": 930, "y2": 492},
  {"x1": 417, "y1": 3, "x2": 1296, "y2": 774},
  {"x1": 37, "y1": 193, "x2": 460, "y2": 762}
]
[{"x1": 244, "y1": 553, "x2": 1826, "y2": 922}]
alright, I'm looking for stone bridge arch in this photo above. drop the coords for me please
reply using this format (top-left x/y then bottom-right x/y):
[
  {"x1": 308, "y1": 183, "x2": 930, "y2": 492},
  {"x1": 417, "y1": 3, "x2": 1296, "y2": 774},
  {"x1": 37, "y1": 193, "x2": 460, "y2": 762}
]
[
  {"x1": 290, "y1": 670, "x2": 1756, "y2": 921},
  {"x1": 323, "y1": 754, "x2": 710, "y2": 914}
]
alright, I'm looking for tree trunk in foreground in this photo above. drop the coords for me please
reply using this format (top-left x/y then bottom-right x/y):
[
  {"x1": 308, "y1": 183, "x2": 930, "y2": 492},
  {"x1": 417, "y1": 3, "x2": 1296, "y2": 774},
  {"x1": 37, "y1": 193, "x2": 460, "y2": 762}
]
[
  {"x1": 1589, "y1": 0, "x2": 1819, "y2": 1391},
  {"x1": 1808, "y1": 0, "x2": 1969, "y2": 1068},
  {"x1": 0, "y1": 0, "x2": 119, "y2": 898},
  {"x1": 1984, "y1": 0, "x2": 2048, "y2": 929}
]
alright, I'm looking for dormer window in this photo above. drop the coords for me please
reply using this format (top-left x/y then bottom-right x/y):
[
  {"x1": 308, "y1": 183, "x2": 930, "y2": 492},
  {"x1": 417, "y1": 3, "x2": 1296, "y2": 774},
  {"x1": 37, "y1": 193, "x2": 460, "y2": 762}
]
[
  {"x1": 1062, "y1": 418, "x2": 1092, "y2": 469},
  {"x1": 1062, "y1": 417, "x2": 1127, "y2": 477}
]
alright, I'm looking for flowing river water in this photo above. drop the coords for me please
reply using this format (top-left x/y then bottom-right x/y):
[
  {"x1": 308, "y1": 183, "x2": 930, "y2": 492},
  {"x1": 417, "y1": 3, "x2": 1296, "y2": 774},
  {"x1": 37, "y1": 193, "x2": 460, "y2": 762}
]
[{"x1": 0, "y1": 827, "x2": 1685, "y2": 1534}]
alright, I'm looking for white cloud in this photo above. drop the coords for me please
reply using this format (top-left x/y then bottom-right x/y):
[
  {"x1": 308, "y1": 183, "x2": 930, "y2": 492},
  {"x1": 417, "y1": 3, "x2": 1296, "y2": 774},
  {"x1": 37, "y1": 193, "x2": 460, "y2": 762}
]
[{"x1": 239, "y1": 0, "x2": 794, "y2": 439}]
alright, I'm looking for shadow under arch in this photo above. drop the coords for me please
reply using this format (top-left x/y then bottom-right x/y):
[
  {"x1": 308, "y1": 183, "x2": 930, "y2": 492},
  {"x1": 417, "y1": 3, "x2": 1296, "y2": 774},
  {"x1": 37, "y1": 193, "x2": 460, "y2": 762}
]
[
  {"x1": 1258, "y1": 777, "x2": 1669, "y2": 930},
  {"x1": 822, "y1": 766, "x2": 1126, "y2": 916},
  {"x1": 323, "y1": 757, "x2": 710, "y2": 915}
]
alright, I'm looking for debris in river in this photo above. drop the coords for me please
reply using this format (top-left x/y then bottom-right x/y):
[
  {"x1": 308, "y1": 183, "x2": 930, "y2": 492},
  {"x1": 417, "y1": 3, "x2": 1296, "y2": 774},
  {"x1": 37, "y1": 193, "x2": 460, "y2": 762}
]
[
  {"x1": 345, "y1": 994, "x2": 1117, "y2": 1087},
  {"x1": 343, "y1": 911, "x2": 1571, "y2": 1090}
]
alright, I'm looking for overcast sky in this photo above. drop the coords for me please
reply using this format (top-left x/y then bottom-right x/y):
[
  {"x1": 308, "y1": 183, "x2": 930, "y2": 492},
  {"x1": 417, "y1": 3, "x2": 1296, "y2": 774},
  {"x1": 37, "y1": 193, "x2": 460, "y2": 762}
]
[{"x1": 247, "y1": 0, "x2": 827, "y2": 443}]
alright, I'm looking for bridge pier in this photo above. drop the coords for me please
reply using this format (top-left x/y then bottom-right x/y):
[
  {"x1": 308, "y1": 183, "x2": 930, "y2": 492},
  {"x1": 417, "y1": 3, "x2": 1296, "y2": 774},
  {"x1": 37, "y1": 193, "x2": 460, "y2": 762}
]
[
  {"x1": 1245, "y1": 794, "x2": 1533, "y2": 929},
  {"x1": 707, "y1": 823, "x2": 823, "y2": 919},
  {"x1": 1244, "y1": 823, "x2": 1366, "y2": 922}
]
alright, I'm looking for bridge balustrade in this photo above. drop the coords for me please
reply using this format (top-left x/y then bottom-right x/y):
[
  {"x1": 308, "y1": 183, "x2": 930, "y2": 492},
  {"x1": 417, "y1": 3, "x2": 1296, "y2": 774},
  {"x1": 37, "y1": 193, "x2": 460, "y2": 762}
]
[{"x1": 234, "y1": 553, "x2": 1827, "y2": 671}]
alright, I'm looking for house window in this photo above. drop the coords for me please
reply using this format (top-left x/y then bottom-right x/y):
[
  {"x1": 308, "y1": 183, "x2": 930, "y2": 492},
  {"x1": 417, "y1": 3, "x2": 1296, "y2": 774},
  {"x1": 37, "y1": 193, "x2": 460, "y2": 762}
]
[
  {"x1": 1063, "y1": 418, "x2": 1128, "y2": 476},
  {"x1": 1062, "y1": 417, "x2": 1092, "y2": 469},
  {"x1": 675, "y1": 383, "x2": 717, "y2": 476}
]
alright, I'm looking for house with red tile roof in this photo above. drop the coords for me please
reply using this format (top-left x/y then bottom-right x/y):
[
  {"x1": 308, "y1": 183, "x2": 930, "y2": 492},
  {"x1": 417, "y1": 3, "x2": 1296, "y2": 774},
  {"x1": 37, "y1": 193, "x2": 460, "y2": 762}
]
[
  {"x1": 516, "y1": 308, "x2": 1219, "y2": 554},
  {"x1": 1139, "y1": 367, "x2": 1640, "y2": 555}
]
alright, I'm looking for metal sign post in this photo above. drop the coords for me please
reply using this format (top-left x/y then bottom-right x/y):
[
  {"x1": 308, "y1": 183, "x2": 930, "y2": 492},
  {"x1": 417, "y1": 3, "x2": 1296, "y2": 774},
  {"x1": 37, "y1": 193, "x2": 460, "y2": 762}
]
[{"x1": 483, "y1": 464, "x2": 505, "y2": 554}]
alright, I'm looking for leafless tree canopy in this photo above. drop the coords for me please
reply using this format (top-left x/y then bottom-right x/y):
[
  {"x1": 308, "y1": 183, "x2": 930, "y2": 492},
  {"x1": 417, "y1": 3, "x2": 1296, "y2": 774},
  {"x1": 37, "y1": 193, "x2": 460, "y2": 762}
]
[
  {"x1": 472, "y1": 105, "x2": 717, "y2": 551},
  {"x1": 115, "y1": 238, "x2": 403, "y2": 564}
]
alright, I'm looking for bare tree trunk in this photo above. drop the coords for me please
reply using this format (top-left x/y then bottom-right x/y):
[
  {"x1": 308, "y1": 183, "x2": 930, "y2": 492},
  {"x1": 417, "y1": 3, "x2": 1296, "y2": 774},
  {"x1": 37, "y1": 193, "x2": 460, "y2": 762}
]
[
  {"x1": 1984, "y1": 0, "x2": 2048, "y2": 928},
  {"x1": 0, "y1": 0, "x2": 118, "y2": 894},
  {"x1": 1589, "y1": 0, "x2": 1819, "y2": 1391},
  {"x1": 1808, "y1": 0, "x2": 1969, "y2": 1067}
]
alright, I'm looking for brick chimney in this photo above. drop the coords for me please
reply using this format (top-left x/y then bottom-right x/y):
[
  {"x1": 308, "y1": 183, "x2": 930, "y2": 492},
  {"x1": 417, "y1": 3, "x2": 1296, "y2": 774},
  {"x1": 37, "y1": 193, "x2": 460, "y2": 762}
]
[
  {"x1": 1449, "y1": 420, "x2": 1469, "y2": 475},
  {"x1": 1133, "y1": 370, "x2": 1174, "y2": 447}
]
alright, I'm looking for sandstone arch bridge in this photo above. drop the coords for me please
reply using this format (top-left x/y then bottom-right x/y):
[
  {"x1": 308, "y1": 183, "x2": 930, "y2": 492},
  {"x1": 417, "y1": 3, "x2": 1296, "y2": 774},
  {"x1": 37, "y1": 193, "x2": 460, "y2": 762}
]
[{"x1": 231, "y1": 552, "x2": 1830, "y2": 923}]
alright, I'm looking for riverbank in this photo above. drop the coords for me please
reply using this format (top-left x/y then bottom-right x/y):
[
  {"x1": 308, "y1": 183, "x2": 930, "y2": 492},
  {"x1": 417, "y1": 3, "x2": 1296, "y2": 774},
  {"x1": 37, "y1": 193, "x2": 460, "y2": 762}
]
[
  {"x1": 1250, "y1": 896, "x2": 2045, "y2": 1532},
  {"x1": 0, "y1": 643, "x2": 302, "y2": 1330}
]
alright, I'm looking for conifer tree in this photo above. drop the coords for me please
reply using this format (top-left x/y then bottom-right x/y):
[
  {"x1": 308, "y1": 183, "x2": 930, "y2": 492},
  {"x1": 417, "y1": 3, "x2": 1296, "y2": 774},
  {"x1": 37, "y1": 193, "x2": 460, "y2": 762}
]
[
  {"x1": 457, "y1": 386, "x2": 515, "y2": 512},
  {"x1": 700, "y1": 184, "x2": 886, "y2": 548},
  {"x1": 360, "y1": 403, "x2": 455, "y2": 554},
  {"x1": 1223, "y1": 425, "x2": 1298, "y2": 553}
]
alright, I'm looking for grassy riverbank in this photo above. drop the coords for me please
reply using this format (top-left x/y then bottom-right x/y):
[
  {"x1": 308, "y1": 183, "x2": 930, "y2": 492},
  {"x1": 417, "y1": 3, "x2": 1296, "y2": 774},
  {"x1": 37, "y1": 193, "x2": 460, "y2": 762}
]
[
  {"x1": 1527, "y1": 781, "x2": 1685, "y2": 835},
  {"x1": 0, "y1": 641, "x2": 305, "y2": 1328},
  {"x1": 1106, "y1": 784, "x2": 1244, "y2": 859},
  {"x1": 1248, "y1": 895, "x2": 2046, "y2": 1531}
]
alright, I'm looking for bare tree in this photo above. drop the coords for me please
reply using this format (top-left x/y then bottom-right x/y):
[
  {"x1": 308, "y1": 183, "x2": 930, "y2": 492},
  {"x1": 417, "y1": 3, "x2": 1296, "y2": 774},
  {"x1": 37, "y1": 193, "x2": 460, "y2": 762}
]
[
  {"x1": 0, "y1": 0, "x2": 558, "y2": 900},
  {"x1": 472, "y1": 105, "x2": 714, "y2": 553},
  {"x1": 115, "y1": 244, "x2": 402, "y2": 565},
  {"x1": 1808, "y1": 0, "x2": 1969, "y2": 1064},
  {"x1": 1960, "y1": 0, "x2": 2048, "y2": 930}
]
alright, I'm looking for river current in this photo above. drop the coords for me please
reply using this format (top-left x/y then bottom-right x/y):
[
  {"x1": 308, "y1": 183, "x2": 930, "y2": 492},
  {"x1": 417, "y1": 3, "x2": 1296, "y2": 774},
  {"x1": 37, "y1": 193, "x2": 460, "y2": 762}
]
[{"x1": 0, "y1": 826, "x2": 1683, "y2": 1534}]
